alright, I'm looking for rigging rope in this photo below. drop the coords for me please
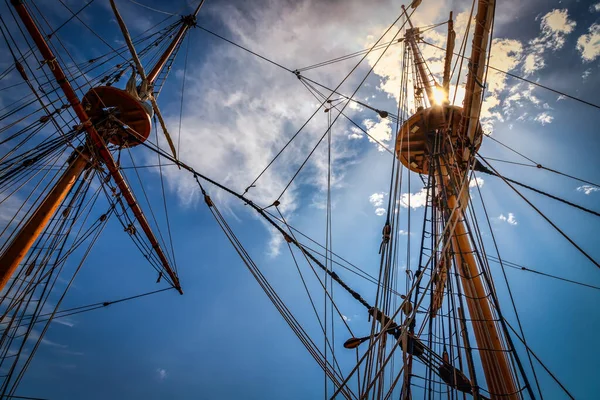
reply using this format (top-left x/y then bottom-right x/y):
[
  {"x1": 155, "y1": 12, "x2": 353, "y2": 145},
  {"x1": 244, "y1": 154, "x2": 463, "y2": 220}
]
[
  {"x1": 478, "y1": 156, "x2": 600, "y2": 270},
  {"x1": 484, "y1": 135, "x2": 600, "y2": 189},
  {"x1": 420, "y1": 40, "x2": 600, "y2": 111},
  {"x1": 475, "y1": 159, "x2": 600, "y2": 218}
]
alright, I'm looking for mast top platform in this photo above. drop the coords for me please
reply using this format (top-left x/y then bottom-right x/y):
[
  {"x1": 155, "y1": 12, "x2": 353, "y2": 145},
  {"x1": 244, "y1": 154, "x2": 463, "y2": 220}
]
[
  {"x1": 395, "y1": 105, "x2": 482, "y2": 175},
  {"x1": 82, "y1": 86, "x2": 152, "y2": 147}
]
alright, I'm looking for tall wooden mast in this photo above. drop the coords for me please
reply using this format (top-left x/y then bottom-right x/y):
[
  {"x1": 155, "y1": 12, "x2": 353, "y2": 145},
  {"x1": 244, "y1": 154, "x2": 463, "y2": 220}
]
[
  {"x1": 395, "y1": 0, "x2": 521, "y2": 398},
  {"x1": 0, "y1": 0, "x2": 202, "y2": 295}
]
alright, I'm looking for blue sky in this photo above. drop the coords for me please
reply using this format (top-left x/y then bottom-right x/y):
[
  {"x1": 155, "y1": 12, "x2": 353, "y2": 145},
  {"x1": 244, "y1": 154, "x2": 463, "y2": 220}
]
[{"x1": 1, "y1": 0, "x2": 600, "y2": 398}]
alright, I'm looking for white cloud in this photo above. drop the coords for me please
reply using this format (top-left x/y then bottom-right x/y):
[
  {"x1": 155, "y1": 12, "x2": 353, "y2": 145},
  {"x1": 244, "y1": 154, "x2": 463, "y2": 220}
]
[
  {"x1": 577, "y1": 185, "x2": 600, "y2": 195},
  {"x1": 369, "y1": 192, "x2": 387, "y2": 216},
  {"x1": 52, "y1": 319, "x2": 75, "y2": 328},
  {"x1": 398, "y1": 229, "x2": 409, "y2": 236},
  {"x1": 342, "y1": 314, "x2": 350, "y2": 322},
  {"x1": 374, "y1": 207, "x2": 386, "y2": 216},
  {"x1": 347, "y1": 126, "x2": 363, "y2": 140},
  {"x1": 534, "y1": 112, "x2": 554, "y2": 125},
  {"x1": 577, "y1": 23, "x2": 600, "y2": 62},
  {"x1": 156, "y1": 368, "x2": 167, "y2": 381},
  {"x1": 369, "y1": 192, "x2": 385, "y2": 207},
  {"x1": 498, "y1": 213, "x2": 518, "y2": 225},
  {"x1": 399, "y1": 187, "x2": 428, "y2": 209},
  {"x1": 155, "y1": 1, "x2": 408, "y2": 256},
  {"x1": 363, "y1": 117, "x2": 392, "y2": 150},
  {"x1": 480, "y1": 39, "x2": 523, "y2": 132},
  {"x1": 469, "y1": 177, "x2": 484, "y2": 188},
  {"x1": 591, "y1": 3, "x2": 600, "y2": 12},
  {"x1": 582, "y1": 69, "x2": 592, "y2": 80},
  {"x1": 524, "y1": 9, "x2": 576, "y2": 75}
]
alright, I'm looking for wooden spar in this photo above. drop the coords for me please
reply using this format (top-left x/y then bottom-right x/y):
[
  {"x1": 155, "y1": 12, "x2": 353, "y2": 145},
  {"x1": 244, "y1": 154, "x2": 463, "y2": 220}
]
[
  {"x1": 401, "y1": 5, "x2": 436, "y2": 106},
  {"x1": 458, "y1": 306, "x2": 480, "y2": 398},
  {"x1": 437, "y1": 159, "x2": 518, "y2": 399},
  {"x1": 442, "y1": 12, "x2": 454, "y2": 94},
  {"x1": 7, "y1": 0, "x2": 183, "y2": 294},
  {"x1": 109, "y1": 0, "x2": 206, "y2": 159},
  {"x1": 461, "y1": 0, "x2": 496, "y2": 160},
  {"x1": 146, "y1": 0, "x2": 206, "y2": 84},
  {"x1": 0, "y1": 152, "x2": 89, "y2": 291}
]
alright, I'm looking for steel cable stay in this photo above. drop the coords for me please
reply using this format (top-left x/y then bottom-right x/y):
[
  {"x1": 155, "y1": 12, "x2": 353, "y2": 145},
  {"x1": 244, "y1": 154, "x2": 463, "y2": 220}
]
[
  {"x1": 282, "y1": 232, "x2": 348, "y2": 381},
  {"x1": 262, "y1": 209, "x2": 409, "y2": 297},
  {"x1": 294, "y1": 21, "x2": 448, "y2": 74}
]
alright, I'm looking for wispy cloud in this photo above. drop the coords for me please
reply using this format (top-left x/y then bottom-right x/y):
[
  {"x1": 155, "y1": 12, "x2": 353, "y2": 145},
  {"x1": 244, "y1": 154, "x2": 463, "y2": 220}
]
[
  {"x1": 577, "y1": 185, "x2": 599, "y2": 195},
  {"x1": 156, "y1": 368, "x2": 167, "y2": 381},
  {"x1": 498, "y1": 213, "x2": 518, "y2": 225},
  {"x1": 156, "y1": 1, "x2": 401, "y2": 256},
  {"x1": 534, "y1": 112, "x2": 554, "y2": 125},
  {"x1": 347, "y1": 126, "x2": 363, "y2": 140},
  {"x1": 524, "y1": 9, "x2": 576, "y2": 75}
]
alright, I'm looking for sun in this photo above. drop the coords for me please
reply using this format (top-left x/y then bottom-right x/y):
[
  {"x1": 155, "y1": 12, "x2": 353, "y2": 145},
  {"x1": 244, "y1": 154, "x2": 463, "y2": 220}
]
[{"x1": 432, "y1": 86, "x2": 446, "y2": 105}]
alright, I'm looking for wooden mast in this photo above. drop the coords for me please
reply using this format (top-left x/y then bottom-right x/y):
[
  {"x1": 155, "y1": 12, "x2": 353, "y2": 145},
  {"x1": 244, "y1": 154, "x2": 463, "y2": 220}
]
[
  {"x1": 147, "y1": 0, "x2": 205, "y2": 84},
  {"x1": 438, "y1": 159, "x2": 519, "y2": 399},
  {"x1": 461, "y1": 0, "x2": 496, "y2": 161},
  {"x1": 2, "y1": 0, "x2": 184, "y2": 294},
  {"x1": 0, "y1": 151, "x2": 90, "y2": 290},
  {"x1": 402, "y1": 5, "x2": 436, "y2": 106},
  {"x1": 395, "y1": 0, "x2": 521, "y2": 397}
]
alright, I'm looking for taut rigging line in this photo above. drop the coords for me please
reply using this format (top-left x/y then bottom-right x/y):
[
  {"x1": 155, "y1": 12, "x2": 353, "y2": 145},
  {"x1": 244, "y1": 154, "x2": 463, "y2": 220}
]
[
  {"x1": 478, "y1": 156, "x2": 600, "y2": 270},
  {"x1": 133, "y1": 137, "x2": 521, "y2": 400},
  {"x1": 474, "y1": 159, "x2": 600, "y2": 219}
]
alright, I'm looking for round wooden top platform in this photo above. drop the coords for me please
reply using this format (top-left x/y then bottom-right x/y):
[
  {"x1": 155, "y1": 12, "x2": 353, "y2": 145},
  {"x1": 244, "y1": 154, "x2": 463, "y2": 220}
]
[
  {"x1": 395, "y1": 105, "x2": 482, "y2": 175},
  {"x1": 82, "y1": 86, "x2": 152, "y2": 147}
]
